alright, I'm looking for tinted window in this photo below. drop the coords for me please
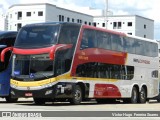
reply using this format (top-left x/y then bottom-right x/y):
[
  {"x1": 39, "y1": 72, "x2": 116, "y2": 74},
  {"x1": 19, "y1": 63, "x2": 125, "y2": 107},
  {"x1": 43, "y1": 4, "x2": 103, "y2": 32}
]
[
  {"x1": 15, "y1": 25, "x2": 60, "y2": 48},
  {"x1": 123, "y1": 37, "x2": 136, "y2": 54},
  {"x1": 58, "y1": 24, "x2": 80, "y2": 45},
  {"x1": 76, "y1": 62, "x2": 134, "y2": 80},
  {"x1": 111, "y1": 34, "x2": 123, "y2": 51},
  {"x1": 135, "y1": 40, "x2": 145, "y2": 55},
  {"x1": 80, "y1": 29, "x2": 97, "y2": 49},
  {"x1": 97, "y1": 31, "x2": 111, "y2": 50}
]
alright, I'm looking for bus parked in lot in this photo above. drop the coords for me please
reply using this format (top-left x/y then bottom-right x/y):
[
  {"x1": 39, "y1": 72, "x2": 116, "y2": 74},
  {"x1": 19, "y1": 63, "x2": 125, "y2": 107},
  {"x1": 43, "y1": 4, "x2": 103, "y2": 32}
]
[
  {"x1": 1, "y1": 22, "x2": 158, "y2": 105},
  {"x1": 0, "y1": 31, "x2": 18, "y2": 102}
]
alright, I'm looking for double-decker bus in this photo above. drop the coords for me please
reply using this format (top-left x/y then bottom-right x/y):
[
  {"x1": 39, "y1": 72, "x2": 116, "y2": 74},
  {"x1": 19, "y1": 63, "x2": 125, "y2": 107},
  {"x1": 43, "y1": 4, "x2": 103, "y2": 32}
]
[
  {"x1": 0, "y1": 31, "x2": 18, "y2": 102},
  {"x1": 2, "y1": 22, "x2": 158, "y2": 105}
]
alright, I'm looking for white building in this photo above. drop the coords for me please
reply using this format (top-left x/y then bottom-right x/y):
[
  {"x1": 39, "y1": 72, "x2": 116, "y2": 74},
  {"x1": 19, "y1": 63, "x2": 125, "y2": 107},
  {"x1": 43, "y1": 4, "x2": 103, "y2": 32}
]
[
  {"x1": 0, "y1": 12, "x2": 7, "y2": 31},
  {"x1": 6, "y1": 3, "x2": 154, "y2": 39},
  {"x1": 7, "y1": 3, "x2": 93, "y2": 31},
  {"x1": 93, "y1": 15, "x2": 154, "y2": 39}
]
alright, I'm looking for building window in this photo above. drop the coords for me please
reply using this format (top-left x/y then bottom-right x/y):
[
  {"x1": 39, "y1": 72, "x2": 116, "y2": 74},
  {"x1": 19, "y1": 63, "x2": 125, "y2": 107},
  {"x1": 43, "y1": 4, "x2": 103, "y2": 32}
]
[
  {"x1": 128, "y1": 33, "x2": 132, "y2": 35},
  {"x1": 113, "y1": 22, "x2": 117, "y2": 29},
  {"x1": 89, "y1": 22, "x2": 91, "y2": 25},
  {"x1": 128, "y1": 22, "x2": 132, "y2": 26},
  {"x1": 77, "y1": 19, "x2": 80, "y2": 23},
  {"x1": 144, "y1": 35, "x2": 146, "y2": 38},
  {"x1": 72, "y1": 18, "x2": 74, "y2": 22},
  {"x1": 38, "y1": 11, "x2": 43, "y2": 16},
  {"x1": 17, "y1": 23, "x2": 22, "y2": 31},
  {"x1": 85, "y1": 21, "x2": 87, "y2": 25},
  {"x1": 59, "y1": 15, "x2": 61, "y2": 21},
  {"x1": 93, "y1": 22, "x2": 96, "y2": 27},
  {"x1": 102, "y1": 23, "x2": 105, "y2": 27},
  {"x1": 26, "y1": 12, "x2": 31, "y2": 17},
  {"x1": 144, "y1": 24, "x2": 146, "y2": 29},
  {"x1": 62, "y1": 15, "x2": 64, "y2": 21},
  {"x1": 67, "y1": 17, "x2": 70, "y2": 22},
  {"x1": 80, "y1": 20, "x2": 82, "y2": 23},
  {"x1": 17, "y1": 12, "x2": 22, "y2": 20},
  {"x1": 118, "y1": 22, "x2": 122, "y2": 29}
]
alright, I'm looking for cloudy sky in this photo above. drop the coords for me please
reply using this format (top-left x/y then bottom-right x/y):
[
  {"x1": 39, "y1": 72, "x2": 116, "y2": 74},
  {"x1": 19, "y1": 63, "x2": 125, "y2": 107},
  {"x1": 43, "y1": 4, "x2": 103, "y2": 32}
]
[{"x1": 0, "y1": 0, "x2": 160, "y2": 39}]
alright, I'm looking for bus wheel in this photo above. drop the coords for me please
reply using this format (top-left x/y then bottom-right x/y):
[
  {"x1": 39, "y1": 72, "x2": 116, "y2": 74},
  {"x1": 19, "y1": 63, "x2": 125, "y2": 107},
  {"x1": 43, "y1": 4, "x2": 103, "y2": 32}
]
[
  {"x1": 156, "y1": 93, "x2": 160, "y2": 102},
  {"x1": 70, "y1": 85, "x2": 82, "y2": 105},
  {"x1": 130, "y1": 87, "x2": 138, "y2": 103},
  {"x1": 5, "y1": 96, "x2": 18, "y2": 103},
  {"x1": 34, "y1": 98, "x2": 45, "y2": 105},
  {"x1": 139, "y1": 87, "x2": 147, "y2": 103},
  {"x1": 124, "y1": 87, "x2": 138, "y2": 104}
]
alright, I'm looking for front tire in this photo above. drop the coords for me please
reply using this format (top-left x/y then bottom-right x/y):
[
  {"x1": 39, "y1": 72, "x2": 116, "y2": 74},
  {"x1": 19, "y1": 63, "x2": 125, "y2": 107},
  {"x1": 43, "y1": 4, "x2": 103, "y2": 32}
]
[
  {"x1": 70, "y1": 85, "x2": 82, "y2": 105},
  {"x1": 5, "y1": 96, "x2": 18, "y2": 103}
]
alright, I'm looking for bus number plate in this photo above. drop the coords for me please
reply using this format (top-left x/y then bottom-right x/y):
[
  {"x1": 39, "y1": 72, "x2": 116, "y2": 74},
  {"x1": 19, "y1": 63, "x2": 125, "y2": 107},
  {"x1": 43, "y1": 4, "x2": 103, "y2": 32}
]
[{"x1": 25, "y1": 93, "x2": 33, "y2": 97}]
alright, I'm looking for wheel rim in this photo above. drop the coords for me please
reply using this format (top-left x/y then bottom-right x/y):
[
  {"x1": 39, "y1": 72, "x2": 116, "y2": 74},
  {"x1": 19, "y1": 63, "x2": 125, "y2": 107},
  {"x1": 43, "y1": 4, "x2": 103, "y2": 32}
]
[
  {"x1": 132, "y1": 89, "x2": 137, "y2": 103},
  {"x1": 140, "y1": 90, "x2": 145, "y2": 100},
  {"x1": 75, "y1": 89, "x2": 81, "y2": 101}
]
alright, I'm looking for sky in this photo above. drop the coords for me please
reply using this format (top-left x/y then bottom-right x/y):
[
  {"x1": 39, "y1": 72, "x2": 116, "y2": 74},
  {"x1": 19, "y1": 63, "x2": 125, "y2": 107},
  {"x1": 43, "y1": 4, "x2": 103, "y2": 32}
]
[{"x1": 0, "y1": 0, "x2": 160, "y2": 40}]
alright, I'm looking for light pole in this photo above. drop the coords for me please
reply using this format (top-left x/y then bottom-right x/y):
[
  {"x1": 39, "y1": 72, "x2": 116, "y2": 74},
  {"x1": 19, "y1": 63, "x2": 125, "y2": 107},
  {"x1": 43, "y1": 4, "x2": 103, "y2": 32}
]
[{"x1": 105, "y1": 0, "x2": 108, "y2": 29}]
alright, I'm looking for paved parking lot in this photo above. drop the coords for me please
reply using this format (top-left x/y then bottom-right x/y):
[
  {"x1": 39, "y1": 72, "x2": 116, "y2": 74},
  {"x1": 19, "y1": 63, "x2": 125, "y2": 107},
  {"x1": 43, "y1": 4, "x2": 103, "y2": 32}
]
[{"x1": 0, "y1": 98, "x2": 160, "y2": 120}]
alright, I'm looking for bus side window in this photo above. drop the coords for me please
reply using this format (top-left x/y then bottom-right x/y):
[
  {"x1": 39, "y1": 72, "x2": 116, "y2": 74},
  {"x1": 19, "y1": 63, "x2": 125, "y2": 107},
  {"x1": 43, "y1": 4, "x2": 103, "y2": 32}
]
[
  {"x1": 80, "y1": 29, "x2": 96, "y2": 49},
  {"x1": 80, "y1": 31, "x2": 88, "y2": 49}
]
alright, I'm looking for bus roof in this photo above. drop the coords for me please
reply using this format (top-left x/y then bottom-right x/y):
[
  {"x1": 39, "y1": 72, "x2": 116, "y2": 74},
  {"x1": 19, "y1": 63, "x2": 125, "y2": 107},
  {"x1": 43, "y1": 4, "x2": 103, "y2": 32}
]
[
  {"x1": 22, "y1": 22, "x2": 157, "y2": 43},
  {"x1": 24, "y1": 22, "x2": 81, "y2": 27},
  {"x1": 24, "y1": 22, "x2": 126, "y2": 36}
]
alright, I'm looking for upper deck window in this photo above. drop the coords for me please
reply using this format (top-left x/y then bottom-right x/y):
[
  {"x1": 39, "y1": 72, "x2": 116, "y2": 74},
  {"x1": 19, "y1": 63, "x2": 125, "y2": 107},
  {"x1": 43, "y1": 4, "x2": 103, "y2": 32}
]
[{"x1": 58, "y1": 24, "x2": 80, "y2": 45}]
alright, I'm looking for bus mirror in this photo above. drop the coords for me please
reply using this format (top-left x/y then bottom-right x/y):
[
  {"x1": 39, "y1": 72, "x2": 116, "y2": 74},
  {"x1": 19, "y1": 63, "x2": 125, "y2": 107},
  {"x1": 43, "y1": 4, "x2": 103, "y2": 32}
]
[
  {"x1": 0, "y1": 45, "x2": 7, "y2": 49},
  {"x1": 49, "y1": 44, "x2": 73, "y2": 60},
  {"x1": 0, "y1": 47, "x2": 13, "y2": 62},
  {"x1": 49, "y1": 48, "x2": 56, "y2": 60}
]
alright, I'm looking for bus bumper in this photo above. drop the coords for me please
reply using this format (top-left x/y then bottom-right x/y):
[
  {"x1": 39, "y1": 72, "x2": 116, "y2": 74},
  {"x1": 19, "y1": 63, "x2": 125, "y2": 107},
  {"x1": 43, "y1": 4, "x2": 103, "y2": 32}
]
[{"x1": 11, "y1": 82, "x2": 74, "y2": 99}]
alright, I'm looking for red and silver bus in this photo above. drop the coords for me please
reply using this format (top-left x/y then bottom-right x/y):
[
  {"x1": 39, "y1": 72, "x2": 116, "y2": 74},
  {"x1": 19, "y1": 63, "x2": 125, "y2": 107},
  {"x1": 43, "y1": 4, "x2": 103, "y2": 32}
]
[{"x1": 2, "y1": 22, "x2": 158, "y2": 105}]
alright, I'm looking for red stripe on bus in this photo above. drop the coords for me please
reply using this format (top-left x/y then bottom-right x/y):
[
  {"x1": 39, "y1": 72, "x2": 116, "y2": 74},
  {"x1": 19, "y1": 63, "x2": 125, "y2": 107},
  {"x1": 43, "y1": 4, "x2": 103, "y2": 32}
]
[
  {"x1": 12, "y1": 44, "x2": 72, "y2": 55},
  {"x1": 13, "y1": 47, "x2": 53, "y2": 54},
  {"x1": 94, "y1": 84, "x2": 121, "y2": 98}
]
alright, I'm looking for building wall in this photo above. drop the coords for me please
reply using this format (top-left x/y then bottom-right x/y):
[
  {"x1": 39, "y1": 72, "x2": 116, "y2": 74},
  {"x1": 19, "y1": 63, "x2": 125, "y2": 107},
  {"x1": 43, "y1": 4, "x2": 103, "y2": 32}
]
[
  {"x1": 135, "y1": 16, "x2": 154, "y2": 39},
  {"x1": 7, "y1": 3, "x2": 93, "y2": 31},
  {"x1": 5, "y1": 3, "x2": 154, "y2": 39},
  {"x1": 93, "y1": 15, "x2": 154, "y2": 39},
  {"x1": 0, "y1": 13, "x2": 7, "y2": 31},
  {"x1": 7, "y1": 4, "x2": 46, "y2": 31}
]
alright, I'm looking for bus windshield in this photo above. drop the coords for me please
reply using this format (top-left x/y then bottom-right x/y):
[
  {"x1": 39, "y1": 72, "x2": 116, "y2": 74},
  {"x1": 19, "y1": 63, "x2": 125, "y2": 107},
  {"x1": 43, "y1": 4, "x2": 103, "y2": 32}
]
[
  {"x1": 14, "y1": 25, "x2": 60, "y2": 48},
  {"x1": 12, "y1": 54, "x2": 54, "y2": 80}
]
